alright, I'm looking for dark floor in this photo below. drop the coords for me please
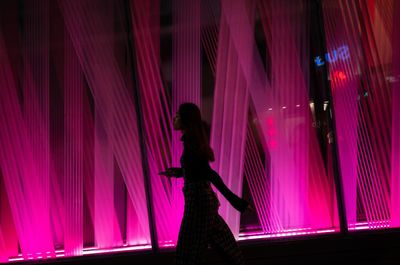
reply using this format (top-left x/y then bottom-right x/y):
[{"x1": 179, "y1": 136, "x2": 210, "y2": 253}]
[{"x1": 9, "y1": 229, "x2": 400, "y2": 265}]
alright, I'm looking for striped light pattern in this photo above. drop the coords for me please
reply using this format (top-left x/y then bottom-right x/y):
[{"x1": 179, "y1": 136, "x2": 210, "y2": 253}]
[
  {"x1": 130, "y1": 0, "x2": 176, "y2": 245},
  {"x1": 172, "y1": 0, "x2": 202, "y2": 241},
  {"x1": 215, "y1": 0, "x2": 336, "y2": 234},
  {"x1": 0, "y1": 0, "x2": 397, "y2": 263},
  {"x1": 261, "y1": 0, "x2": 334, "y2": 229},
  {"x1": 0, "y1": 0, "x2": 55, "y2": 260},
  {"x1": 322, "y1": 0, "x2": 400, "y2": 229},
  {"x1": 209, "y1": 0, "x2": 251, "y2": 236},
  {"x1": 59, "y1": 0, "x2": 151, "y2": 247},
  {"x1": 63, "y1": 16, "x2": 84, "y2": 256}
]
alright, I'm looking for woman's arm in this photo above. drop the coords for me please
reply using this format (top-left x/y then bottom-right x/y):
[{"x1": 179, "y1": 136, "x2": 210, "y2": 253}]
[{"x1": 206, "y1": 165, "x2": 248, "y2": 213}]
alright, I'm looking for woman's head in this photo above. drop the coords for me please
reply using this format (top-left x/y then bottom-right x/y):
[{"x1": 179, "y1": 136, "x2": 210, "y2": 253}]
[
  {"x1": 174, "y1": 102, "x2": 214, "y2": 161},
  {"x1": 176, "y1": 103, "x2": 202, "y2": 131}
]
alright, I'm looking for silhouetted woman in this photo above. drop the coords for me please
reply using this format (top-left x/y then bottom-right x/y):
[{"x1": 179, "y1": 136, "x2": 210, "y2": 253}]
[{"x1": 160, "y1": 103, "x2": 248, "y2": 265}]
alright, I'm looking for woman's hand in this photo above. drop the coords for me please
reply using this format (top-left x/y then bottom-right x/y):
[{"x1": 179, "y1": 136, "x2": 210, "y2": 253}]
[
  {"x1": 237, "y1": 199, "x2": 250, "y2": 213},
  {"x1": 158, "y1": 167, "x2": 184, "y2": 177}
]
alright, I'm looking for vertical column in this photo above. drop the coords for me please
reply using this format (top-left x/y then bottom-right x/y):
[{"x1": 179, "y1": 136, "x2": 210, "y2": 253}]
[
  {"x1": 391, "y1": 0, "x2": 400, "y2": 227},
  {"x1": 63, "y1": 29, "x2": 84, "y2": 256}
]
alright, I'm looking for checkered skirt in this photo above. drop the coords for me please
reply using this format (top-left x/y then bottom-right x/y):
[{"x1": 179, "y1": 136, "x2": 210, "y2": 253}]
[{"x1": 175, "y1": 181, "x2": 245, "y2": 265}]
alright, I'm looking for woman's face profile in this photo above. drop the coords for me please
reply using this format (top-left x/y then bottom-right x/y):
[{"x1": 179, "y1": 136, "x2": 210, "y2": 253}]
[{"x1": 173, "y1": 112, "x2": 183, "y2": 131}]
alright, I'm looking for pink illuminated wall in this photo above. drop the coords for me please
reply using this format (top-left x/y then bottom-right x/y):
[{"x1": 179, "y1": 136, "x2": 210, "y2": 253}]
[
  {"x1": 0, "y1": 0, "x2": 152, "y2": 261},
  {"x1": 322, "y1": 0, "x2": 400, "y2": 229},
  {"x1": 211, "y1": 0, "x2": 337, "y2": 234},
  {"x1": 0, "y1": 0, "x2": 398, "y2": 263}
]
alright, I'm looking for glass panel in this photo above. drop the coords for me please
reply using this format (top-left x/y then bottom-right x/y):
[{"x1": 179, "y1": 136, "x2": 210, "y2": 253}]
[
  {"x1": 156, "y1": 0, "x2": 340, "y2": 245},
  {"x1": 322, "y1": 0, "x2": 400, "y2": 230},
  {"x1": 0, "y1": 0, "x2": 152, "y2": 262}
]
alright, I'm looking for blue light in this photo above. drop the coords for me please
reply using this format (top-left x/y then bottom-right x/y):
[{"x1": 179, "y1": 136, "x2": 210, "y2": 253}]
[
  {"x1": 315, "y1": 45, "x2": 350, "y2": 67},
  {"x1": 314, "y1": 56, "x2": 325, "y2": 66}
]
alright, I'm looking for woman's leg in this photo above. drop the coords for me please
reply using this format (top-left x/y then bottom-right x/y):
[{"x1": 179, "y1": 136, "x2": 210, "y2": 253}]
[
  {"x1": 208, "y1": 215, "x2": 246, "y2": 265},
  {"x1": 175, "y1": 187, "x2": 210, "y2": 265},
  {"x1": 175, "y1": 215, "x2": 208, "y2": 265}
]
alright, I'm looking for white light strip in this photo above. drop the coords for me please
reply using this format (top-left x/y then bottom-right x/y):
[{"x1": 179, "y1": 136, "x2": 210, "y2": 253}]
[
  {"x1": 9, "y1": 221, "x2": 392, "y2": 262},
  {"x1": 237, "y1": 228, "x2": 337, "y2": 241},
  {"x1": 8, "y1": 245, "x2": 152, "y2": 262},
  {"x1": 83, "y1": 245, "x2": 152, "y2": 255}
]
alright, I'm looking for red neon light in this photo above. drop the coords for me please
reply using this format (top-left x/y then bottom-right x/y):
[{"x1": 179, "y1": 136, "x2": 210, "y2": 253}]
[{"x1": 331, "y1": 70, "x2": 347, "y2": 81}]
